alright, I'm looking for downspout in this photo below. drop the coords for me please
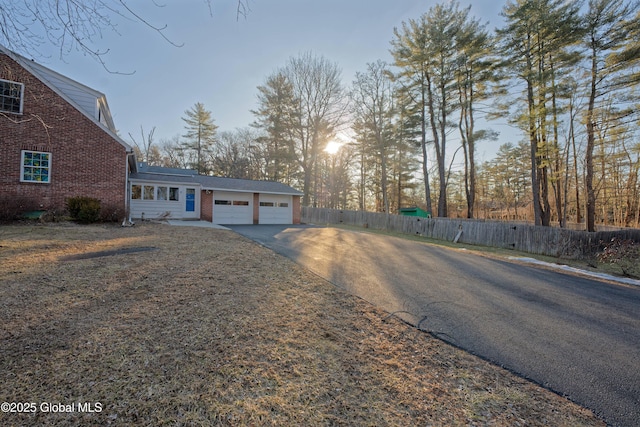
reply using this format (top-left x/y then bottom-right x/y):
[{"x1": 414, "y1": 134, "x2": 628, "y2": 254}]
[{"x1": 125, "y1": 152, "x2": 134, "y2": 224}]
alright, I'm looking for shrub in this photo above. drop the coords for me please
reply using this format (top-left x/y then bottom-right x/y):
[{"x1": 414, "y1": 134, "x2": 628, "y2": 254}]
[
  {"x1": 99, "y1": 203, "x2": 125, "y2": 223},
  {"x1": 39, "y1": 209, "x2": 65, "y2": 223},
  {"x1": 0, "y1": 196, "x2": 41, "y2": 223},
  {"x1": 597, "y1": 237, "x2": 640, "y2": 278},
  {"x1": 66, "y1": 196, "x2": 101, "y2": 223}
]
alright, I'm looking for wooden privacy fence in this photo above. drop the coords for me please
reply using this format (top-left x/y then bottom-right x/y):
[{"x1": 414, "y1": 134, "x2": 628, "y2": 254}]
[{"x1": 301, "y1": 207, "x2": 640, "y2": 258}]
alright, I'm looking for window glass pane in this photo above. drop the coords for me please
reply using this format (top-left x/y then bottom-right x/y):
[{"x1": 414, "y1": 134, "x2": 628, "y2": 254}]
[
  {"x1": 0, "y1": 79, "x2": 23, "y2": 114},
  {"x1": 21, "y1": 150, "x2": 51, "y2": 183},
  {"x1": 143, "y1": 185, "x2": 154, "y2": 200},
  {"x1": 233, "y1": 200, "x2": 249, "y2": 206},
  {"x1": 215, "y1": 200, "x2": 231, "y2": 205},
  {"x1": 157, "y1": 186, "x2": 168, "y2": 200},
  {"x1": 132, "y1": 185, "x2": 142, "y2": 200},
  {"x1": 260, "y1": 202, "x2": 275, "y2": 207},
  {"x1": 169, "y1": 187, "x2": 179, "y2": 201},
  {"x1": 278, "y1": 202, "x2": 289, "y2": 208}
]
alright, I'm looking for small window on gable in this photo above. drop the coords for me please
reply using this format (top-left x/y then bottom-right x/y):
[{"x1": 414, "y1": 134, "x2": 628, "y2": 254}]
[
  {"x1": 20, "y1": 150, "x2": 51, "y2": 183},
  {"x1": 0, "y1": 79, "x2": 24, "y2": 114}
]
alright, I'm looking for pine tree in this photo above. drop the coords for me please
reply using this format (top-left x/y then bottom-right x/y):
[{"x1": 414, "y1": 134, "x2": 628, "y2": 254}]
[
  {"x1": 583, "y1": 0, "x2": 639, "y2": 231},
  {"x1": 497, "y1": 0, "x2": 583, "y2": 226},
  {"x1": 351, "y1": 60, "x2": 396, "y2": 213},
  {"x1": 181, "y1": 102, "x2": 218, "y2": 175},
  {"x1": 251, "y1": 71, "x2": 299, "y2": 183}
]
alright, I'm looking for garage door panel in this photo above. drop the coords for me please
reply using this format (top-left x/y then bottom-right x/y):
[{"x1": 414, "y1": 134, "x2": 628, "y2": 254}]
[
  {"x1": 213, "y1": 192, "x2": 253, "y2": 224},
  {"x1": 259, "y1": 195, "x2": 292, "y2": 224}
]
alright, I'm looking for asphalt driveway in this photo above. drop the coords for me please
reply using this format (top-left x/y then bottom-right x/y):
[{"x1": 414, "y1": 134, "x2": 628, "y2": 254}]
[{"x1": 230, "y1": 224, "x2": 640, "y2": 427}]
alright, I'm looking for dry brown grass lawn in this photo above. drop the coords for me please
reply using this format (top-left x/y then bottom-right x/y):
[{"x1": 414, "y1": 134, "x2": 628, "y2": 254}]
[{"x1": 0, "y1": 222, "x2": 605, "y2": 426}]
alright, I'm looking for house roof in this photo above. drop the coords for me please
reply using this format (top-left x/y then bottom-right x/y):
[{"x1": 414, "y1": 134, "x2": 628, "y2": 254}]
[
  {"x1": 0, "y1": 44, "x2": 133, "y2": 154},
  {"x1": 196, "y1": 175, "x2": 304, "y2": 196},
  {"x1": 130, "y1": 166, "x2": 303, "y2": 196},
  {"x1": 137, "y1": 162, "x2": 198, "y2": 176}
]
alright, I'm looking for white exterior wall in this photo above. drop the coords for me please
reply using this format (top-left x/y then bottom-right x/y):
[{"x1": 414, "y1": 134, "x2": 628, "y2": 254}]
[{"x1": 130, "y1": 181, "x2": 200, "y2": 220}]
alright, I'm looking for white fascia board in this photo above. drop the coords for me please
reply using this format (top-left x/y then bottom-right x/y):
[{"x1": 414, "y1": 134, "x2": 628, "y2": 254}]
[
  {"x1": 130, "y1": 178, "x2": 202, "y2": 188},
  {"x1": 202, "y1": 186, "x2": 300, "y2": 196}
]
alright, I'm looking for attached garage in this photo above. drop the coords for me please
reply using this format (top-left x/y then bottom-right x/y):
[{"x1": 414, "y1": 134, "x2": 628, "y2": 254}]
[
  {"x1": 259, "y1": 194, "x2": 293, "y2": 224},
  {"x1": 200, "y1": 175, "x2": 302, "y2": 225},
  {"x1": 212, "y1": 191, "x2": 253, "y2": 225},
  {"x1": 129, "y1": 163, "x2": 303, "y2": 224}
]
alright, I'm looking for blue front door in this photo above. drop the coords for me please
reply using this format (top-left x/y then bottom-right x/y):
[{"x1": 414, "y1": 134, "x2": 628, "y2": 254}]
[{"x1": 185, "y1": 188, "x2": 195, "y2": 212}]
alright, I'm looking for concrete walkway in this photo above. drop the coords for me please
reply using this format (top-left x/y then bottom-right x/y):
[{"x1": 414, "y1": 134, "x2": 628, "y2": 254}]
[{"x1": 165, "y1": 220, "x2": 230, "y2": 230}]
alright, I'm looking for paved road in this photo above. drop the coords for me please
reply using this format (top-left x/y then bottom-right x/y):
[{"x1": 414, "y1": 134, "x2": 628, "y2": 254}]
[{"x1": 230, "y1": 224, "x2": 640, "y2": 427}]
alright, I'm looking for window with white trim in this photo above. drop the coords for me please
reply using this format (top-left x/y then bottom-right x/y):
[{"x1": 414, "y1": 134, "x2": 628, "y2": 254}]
[
  {"x1": 131, "y1": 184, "x2": 180, "y2": 201},
  {"x1": 169, "y1": 187, "x2": 179, "y2": 201},
  {"x1": 156, "y1": 186, "x2": 168, "y2": 201},
  {"x1": 20, "y1": 150, "x2": 51, "y2": 183},
  {"x1": 1, "y1": 79, "x2": 24, "y2": 114},
  {"x1": 143, "y1": 185, "x2": 154, "y2": 200},
  {"x1": 131, "y1": 185, "x2": 142, "y2": 199}
]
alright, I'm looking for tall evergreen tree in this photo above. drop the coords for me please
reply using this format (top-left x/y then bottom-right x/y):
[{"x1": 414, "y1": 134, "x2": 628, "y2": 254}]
[
  {"x1": 181, "y1": 102, "x2": 218, "y2": 175},
  {"x1": 497, "y1": 0, "x2": 583, "y2": 226},
  {"x1": 351, "y1": 60, "x2": 396, "y2": 213},
  {"x1": 392, "y1": 2, "x2": 491, "y2": 218},
  {"x1": 583, "y1": 0, "x2": 639, "y2": 231},
  {"x1": 455, "y1": 13, "x2": 496, "y2": 218},
  {"x1": 390, "y1": 14, "x2": 434, "y2": 215},
  {"x1": 251, "y1": 71, "x2": 299, "y2": 184}
]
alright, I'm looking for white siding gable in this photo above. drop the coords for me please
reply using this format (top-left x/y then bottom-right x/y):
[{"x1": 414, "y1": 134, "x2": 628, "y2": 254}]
[{"x1": 28, "y1": 64, "x2": 101, "y2": 122}]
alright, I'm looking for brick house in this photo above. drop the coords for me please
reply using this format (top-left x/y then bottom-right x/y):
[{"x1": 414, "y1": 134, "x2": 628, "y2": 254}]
[
  {"x1": 1, "y1": 46, "x2": 303, "y2": 224},
  {"x1": 0, "y1": 45, "x2": 135, "y2": 219}
]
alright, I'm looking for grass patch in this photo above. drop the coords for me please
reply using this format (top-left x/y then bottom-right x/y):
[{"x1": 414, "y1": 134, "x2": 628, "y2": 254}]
[{"x1": 0, "y1": 223, "x2": 604, "y2": 426}]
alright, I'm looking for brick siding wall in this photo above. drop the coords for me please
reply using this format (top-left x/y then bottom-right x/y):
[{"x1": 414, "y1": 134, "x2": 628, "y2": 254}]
[
  {"x1": 201, "y1": 190, "x2": 213, "y2": 222},
  {"x1": 253, "y1": 193, "x2": 259, "y2": 224},
  {"x1": 292, "y1": 196, "x2": 301, "y2": 224},
  {"x1": 0, "y1": 53, "x2": 129, "y2": 216}
]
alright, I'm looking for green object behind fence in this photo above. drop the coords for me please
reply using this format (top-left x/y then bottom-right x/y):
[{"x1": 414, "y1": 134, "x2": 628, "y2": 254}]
[{"x1": 399, "y1": 207, "x2": 431, "y2": 218}]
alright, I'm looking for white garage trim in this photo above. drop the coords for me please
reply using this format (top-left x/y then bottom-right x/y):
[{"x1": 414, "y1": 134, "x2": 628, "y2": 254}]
[
  {"x1": 259, "y1": 194, "x2": 293, "y2": 224},
  {"x1": 212, "y1": 191, "x2": 253, "y2": 224}
]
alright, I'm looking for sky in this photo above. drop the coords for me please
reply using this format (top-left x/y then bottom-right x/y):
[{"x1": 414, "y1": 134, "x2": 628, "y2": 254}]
[{"x1": 27, "y1": 0, "x2": 513, "y2": 160}]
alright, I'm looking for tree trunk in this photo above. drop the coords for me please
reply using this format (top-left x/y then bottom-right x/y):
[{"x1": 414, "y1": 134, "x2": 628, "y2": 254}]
[
  {"x1": 585, "y1": 45, "x2": 598, "y2": 232},
  {"x1": 420, "y1": 80, "x2": 433, "y2": 215}
]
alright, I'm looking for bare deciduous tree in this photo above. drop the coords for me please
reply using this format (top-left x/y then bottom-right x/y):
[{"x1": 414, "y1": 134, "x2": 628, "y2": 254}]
[
  {"x1": 0, "y1": 0, "x2": 249, "y2": 72},
  {"x1": 284, "y1": 52, "x2": 346, "y2": 206}
]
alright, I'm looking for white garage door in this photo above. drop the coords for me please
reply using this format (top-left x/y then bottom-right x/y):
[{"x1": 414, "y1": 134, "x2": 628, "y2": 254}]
[
  {"x1": 259, "y1": 194, "x2": 292, "y2": 224},
  {"x1": 212, "y1": 191, "x2": 253, "y2": 224}
]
